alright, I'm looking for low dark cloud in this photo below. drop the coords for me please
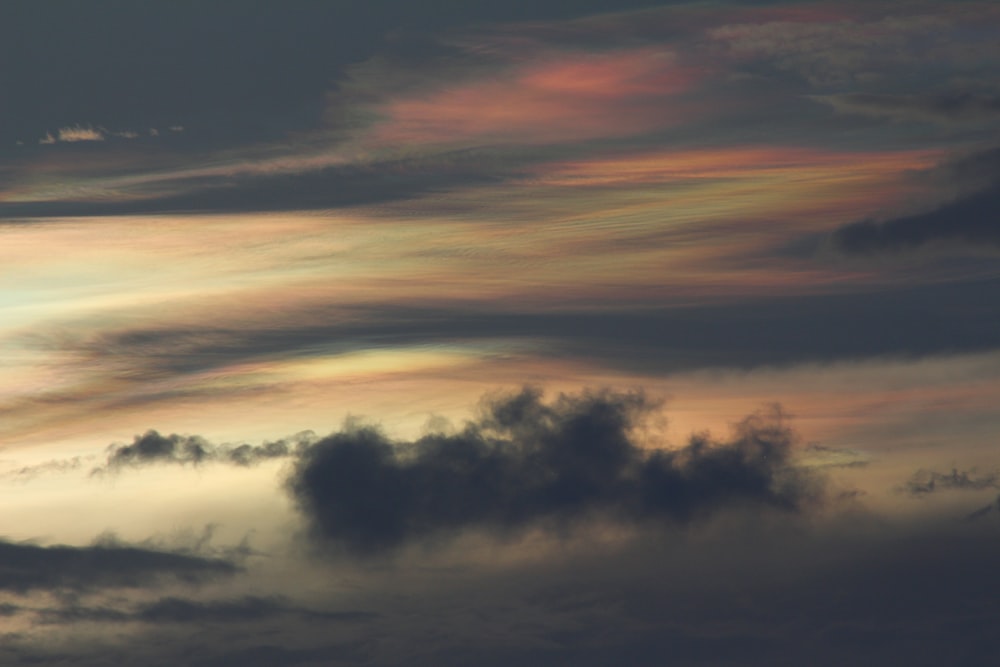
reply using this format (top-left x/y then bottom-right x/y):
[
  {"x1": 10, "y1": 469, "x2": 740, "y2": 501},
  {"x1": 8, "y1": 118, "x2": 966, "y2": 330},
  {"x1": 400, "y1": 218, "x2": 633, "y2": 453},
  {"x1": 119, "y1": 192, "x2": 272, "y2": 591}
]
[
  {"x1": 803, "y1": 443, "x2": 870, "y2": 469},
  {"x1": 136, "y1": 595, "x2": 373, "y2": 624},
  {"x1": 0, "y1": 536, "x2": 236, "y2": 593},
  {"x1": 94, "y1": 430, "x2": 314, "y2": 475},
  {"x1": 286, "y1": 388, "x2": 822, "y2": 554},
  {"x1": 35, "y1": 595, "x2": 377, "y2": 626},
  {"x1": 186, "y1": 642, "x2": 370, "y2": 667},
  {"x1": 900, "y1": 467, "x2": 999, "y2": 496},
  {"x1": 831, "y1": 183, "x2": 1000, "y2": 254}
]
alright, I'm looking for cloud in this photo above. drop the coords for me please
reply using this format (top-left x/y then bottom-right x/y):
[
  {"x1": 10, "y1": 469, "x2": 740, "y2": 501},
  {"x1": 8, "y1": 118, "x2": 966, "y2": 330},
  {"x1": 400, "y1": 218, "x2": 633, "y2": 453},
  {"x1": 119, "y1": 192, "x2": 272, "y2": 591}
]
[
  {"x1": 285, "y1": 388, "x2": 822, "y2": 554},
  {"x1": 94, "y1": 430, "x2": 315, "y2": 475},
  {"x1": 0, "y1": 535, "x2": 236, "y2": 593},
  {"x1": 365, "y1": 47, "x2": 696, "y2": 147},
  {"x1": 38, "y1": 125, "x2": 106, "y2": 144},
  {"x1": 0, "y1": 148, "x2": 518, "y2": 218},
  {"x1": 965, "y1": 496, "x2": 999, "y2": 521},
  {"x1": 2, "y1": 456, "x2": 88, "y2": 481},
  {"x1": 831, "y1": 184, "x2": 1000, "y2": 253},
  {"x1": 900, "y1": 467, "x2": 999, "y2": 496},
  {"x1": 34, "y1": 595, "x2": 377, "y2": 626},
  {"x1": 816, "y1": 92, "x2": 1000, "y2": 124},
  {"x1": 54, "y1": 125, "x2": 105, "y2": 142},
  {"x1": 829, "y1": 145, "x2": 1000, "y2": 254},
  {"x1": 708, "y1": 8, "x2": 1000, "y2": 88},
  {"x1": 803, "y1": 443, "x2": 870, "y2": 469}
]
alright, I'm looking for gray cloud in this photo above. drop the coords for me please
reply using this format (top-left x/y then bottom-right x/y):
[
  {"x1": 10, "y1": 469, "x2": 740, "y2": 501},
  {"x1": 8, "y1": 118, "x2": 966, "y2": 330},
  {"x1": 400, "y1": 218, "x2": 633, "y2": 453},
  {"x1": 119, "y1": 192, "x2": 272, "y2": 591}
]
[
  {"x1": 831, "y1": 184, "x2": 1000, "y2": 254},
  {"x1": 965, "y1": 496, "x2": 998, "y2": 521},
  {"x1": 59, "y1": 274, "x2": 1000, "y2": 386},
  {"x1": 0, "y1": 536, "x2": 236, "y2": 593},
  {"x1": 817, "y1": 92, "x2": 1000, "y2": 124},
  {"x1": 3, "y1": 456, "x2": 88, "y2": 481},
  {"x1": 0, "y1": 0, "x2": 667, "y2": 152},
  {"x1": 900, "y1": 467, "x2": 999, "y2": 496},
  {"x1": 94, "y1": 430, "x2": 315, "y2": 475},
  {"x1": 286, "y1": 388, "x2": 822, "y2": 554},
  {"x1": 19, "y1": 518, "x2": 1000, "y2": 667},
  {"x1": 0, "y1": 150, "x2": 527, "y2": 220},
  {"x1": 34, "y1": 595, "x2": 377, "y2": 626}
]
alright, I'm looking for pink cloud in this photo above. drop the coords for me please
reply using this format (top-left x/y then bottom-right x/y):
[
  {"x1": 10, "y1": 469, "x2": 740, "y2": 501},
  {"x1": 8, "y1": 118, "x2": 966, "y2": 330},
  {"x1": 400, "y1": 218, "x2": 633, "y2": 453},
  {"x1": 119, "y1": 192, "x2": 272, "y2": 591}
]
[{"x1": 369, "y1": 48, "x2": 699, "y2": 147}]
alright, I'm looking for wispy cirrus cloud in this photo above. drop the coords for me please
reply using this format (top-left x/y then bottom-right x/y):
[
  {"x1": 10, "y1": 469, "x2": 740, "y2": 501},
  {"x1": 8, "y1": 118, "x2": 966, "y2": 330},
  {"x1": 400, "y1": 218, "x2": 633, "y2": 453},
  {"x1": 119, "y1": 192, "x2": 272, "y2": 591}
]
[{"x1": 365, "y1": 47, "x2": 698, "y2": 147}]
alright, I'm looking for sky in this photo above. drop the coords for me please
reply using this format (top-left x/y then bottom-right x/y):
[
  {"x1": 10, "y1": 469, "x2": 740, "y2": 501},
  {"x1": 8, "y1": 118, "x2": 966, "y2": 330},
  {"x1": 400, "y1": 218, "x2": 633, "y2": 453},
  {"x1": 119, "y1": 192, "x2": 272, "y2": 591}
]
[{"x1": 1, "y1": 1, "x2": 999, "y2": 664}]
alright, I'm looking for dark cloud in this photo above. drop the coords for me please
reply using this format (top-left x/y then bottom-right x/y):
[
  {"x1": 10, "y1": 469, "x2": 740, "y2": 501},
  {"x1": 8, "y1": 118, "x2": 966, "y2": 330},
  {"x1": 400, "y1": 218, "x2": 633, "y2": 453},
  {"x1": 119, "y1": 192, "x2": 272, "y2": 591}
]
[
  {"x1": 964, "y1": 496, "x2": 998, "y2": 521},
  {"x1": 831, "y1": 184, "x2": 1000, "y2": 254},
  {"x1": 186, "y1": 642, "x2": 370, "y2": 667},
  {"x1": 0, "y1": 151, "x2": 520, "y2": 219},
  {"x1": 35, "y1": 605, "x2": 130, "y2": 625},
  {"x1": 94, "y1": 430, "x2": 314, "y2": 475},
  {"x1": 0, "y1": 0, "x2": 667, "y2": 150},
  {"x1": 0, "y1": 536, "x2": 236, "y2": 593},
  {"x1": 3, "y1": 456, "x2": 88, "y2": 481},
  {"x1": 824, "y1": 145, "x2": 1000, "y2": 256},
  {"x1": 35, "y1": 595, "x2": 377, "y2": 626},
  {"x1": 900, "y1": 467, "x2": 999, "y2": 496},
  {"x1": 286, "y1": 388, "x2": 822, "y2": 554},
  {"x1": 65, "y1": 275, "x2": 1000, "y2": 383},
  {"x1": 819, "y1": 92, "x2": 1000, "y2": 124},
  {"x1": 136, "y1": 595, "x2": 374, "y2": 625}
]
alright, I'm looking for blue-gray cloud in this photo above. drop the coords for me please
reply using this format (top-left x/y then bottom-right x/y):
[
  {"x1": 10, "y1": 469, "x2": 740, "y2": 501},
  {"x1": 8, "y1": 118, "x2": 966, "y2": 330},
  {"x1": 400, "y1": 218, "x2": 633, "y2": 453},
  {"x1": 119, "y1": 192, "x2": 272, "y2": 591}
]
[
  {"x1": 94, "y1": 430, "x2": 314, "y2": 475},
  {"x1": 286, "y1": 388, "x2": 822, "y2": 554},
  {"x1": 0, "y1": 536, "x2": 236, "y2": 593}
]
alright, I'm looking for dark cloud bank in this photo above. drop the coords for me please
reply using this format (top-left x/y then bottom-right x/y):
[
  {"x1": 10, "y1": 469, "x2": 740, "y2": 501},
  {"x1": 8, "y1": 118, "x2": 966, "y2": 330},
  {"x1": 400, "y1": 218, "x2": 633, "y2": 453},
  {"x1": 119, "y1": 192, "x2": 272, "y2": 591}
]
[
  {"x1": 286, "y1": 388, "x2": 822, "y2": 554},
  {"x1": 9, "y1": 389, "x2": 1000, "y2": 666},
  {"x1": 832, "y1": 184, "x2": 1000, "y2": 254},
  {"x1": 0, "y1": 536, "x2": 235, "y2": 594},
  {"x1": 72, "y1": 273, "x2": 1000, "y2": 386},
  {"x1": 831, "y1": 146, "x2": 1000, "y2": 254}
]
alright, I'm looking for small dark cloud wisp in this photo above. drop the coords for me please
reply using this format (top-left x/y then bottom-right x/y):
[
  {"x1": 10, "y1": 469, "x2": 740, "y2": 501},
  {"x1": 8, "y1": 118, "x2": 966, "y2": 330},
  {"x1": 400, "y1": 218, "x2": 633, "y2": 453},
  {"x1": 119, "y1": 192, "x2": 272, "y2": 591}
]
[
  {"x1": 0, "y1": 536, "x2": 236, "y2": 594},
  {"x1": 900, "y1": 467, "x2": 999, "y2": 496},
  {"x1": 33, "y1": 594, "x2": 378, "y2": 626},
  {"x1": 285, "y1": 388, "x2": 823, "y2": 555},
  {"x1": 94, "y1": 430, "x2": 315, "y2": 475},
  {"x1": 820, "y1": 92, "x2": 1000, "y2": 124}
]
